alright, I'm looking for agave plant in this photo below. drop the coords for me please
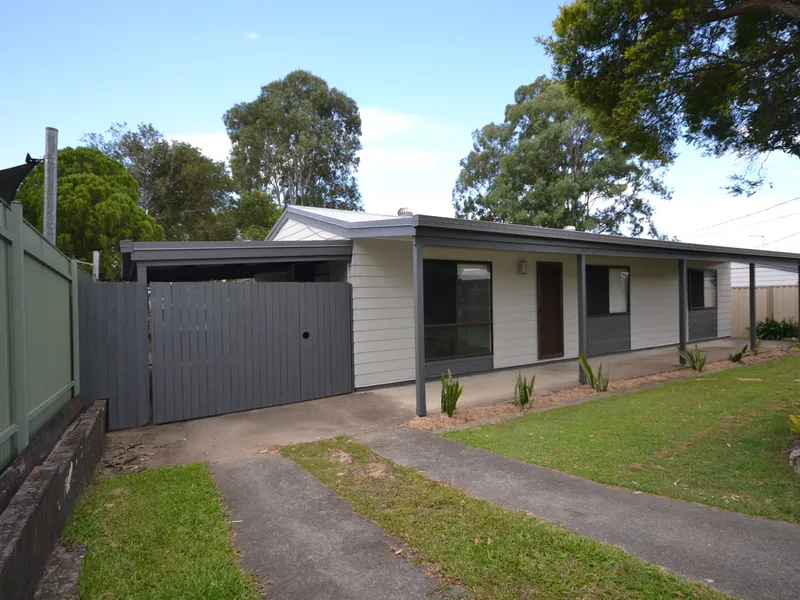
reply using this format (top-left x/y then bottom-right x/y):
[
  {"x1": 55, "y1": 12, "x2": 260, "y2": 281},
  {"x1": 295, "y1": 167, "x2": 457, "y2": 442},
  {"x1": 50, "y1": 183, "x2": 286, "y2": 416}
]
[
  {"x1": 440, "y1": 370, "x2": 464, "y2": 417},
  {"x1": 514, "y1": 373, "x2": 536, "y2": 407},
  {"x1": 578, "y1": 355, "x2": 609, "y2": 392}
]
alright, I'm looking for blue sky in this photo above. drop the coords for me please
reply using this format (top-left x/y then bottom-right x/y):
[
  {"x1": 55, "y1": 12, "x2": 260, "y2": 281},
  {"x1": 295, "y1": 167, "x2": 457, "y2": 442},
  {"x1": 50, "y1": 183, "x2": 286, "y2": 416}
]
[{"x1": 3, "y1": 0, "x2": 799, "y2": 252}]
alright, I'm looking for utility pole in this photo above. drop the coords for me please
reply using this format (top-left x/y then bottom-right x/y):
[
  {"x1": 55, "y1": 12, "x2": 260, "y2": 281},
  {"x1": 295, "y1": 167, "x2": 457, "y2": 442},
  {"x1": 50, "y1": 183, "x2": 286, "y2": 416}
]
[
  {"x1": 43, "y1": 127, "x2": 58, "y2": 244},
  {"x1": 92, "y1": 251, "x2": 100, "y2": 282}
]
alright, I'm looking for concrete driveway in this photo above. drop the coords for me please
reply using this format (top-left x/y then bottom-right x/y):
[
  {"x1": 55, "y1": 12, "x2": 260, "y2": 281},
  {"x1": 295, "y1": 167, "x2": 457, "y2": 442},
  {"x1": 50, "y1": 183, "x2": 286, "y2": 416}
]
[
  {"x1": 107, "y1": 338, "x2": 778, "y2": 466},
  {"x1": 212, "y1": 455, "x2": 458, "y2": 600}
]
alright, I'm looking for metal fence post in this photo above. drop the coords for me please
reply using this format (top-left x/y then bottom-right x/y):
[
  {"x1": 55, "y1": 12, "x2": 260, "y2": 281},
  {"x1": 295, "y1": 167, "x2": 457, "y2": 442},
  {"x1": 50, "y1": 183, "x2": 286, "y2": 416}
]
[
  {"x1": 70, "y1": 259, "x2": 81, "y2": 398},
  {"x1": 8, "y1": 202, "x2": 29, "y2": 454}
]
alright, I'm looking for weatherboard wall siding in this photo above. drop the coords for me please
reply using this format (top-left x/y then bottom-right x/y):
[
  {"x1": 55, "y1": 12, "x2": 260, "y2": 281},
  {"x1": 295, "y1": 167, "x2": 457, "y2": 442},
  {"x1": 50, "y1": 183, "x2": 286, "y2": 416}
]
[
  {"x1": 350, "y1": 239, "x2": 416, "y2": 388},
  {"x1": 271, "y1": 218, "x2": 345, "y2": 241},
  {"x1": 350, "y1": 238, "x2": 734, "y2": 388}
]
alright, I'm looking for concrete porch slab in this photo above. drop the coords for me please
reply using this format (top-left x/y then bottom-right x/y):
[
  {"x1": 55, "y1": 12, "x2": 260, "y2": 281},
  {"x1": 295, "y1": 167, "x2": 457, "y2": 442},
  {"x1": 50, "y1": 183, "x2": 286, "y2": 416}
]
[{"x1": 107, "y1": 338, "x2": 779, "y2": 466}]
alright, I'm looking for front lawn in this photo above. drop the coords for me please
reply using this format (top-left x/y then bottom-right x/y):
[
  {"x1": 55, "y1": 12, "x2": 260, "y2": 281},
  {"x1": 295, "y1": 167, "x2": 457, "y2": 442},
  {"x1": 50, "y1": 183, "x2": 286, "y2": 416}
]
[
  {"x1": 284, "y1": 437, "x2": 731, "y2": 600},
  {"x1": 446, "y1": 354, "x2": 800, "y2": 523},
  {"x1": 62, "y1": 463, "x2": 259, "y2": 600}
]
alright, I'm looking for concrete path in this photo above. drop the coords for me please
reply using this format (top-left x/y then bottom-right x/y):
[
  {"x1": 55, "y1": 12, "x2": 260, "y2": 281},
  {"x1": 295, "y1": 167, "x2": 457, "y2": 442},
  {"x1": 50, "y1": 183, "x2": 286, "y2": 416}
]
[
  {"x1": 212, "y1": 455, "x2": 456, "y2": 600},
  {"x1": 361, "y1": 428, "x2": 800, "y2": 600}
]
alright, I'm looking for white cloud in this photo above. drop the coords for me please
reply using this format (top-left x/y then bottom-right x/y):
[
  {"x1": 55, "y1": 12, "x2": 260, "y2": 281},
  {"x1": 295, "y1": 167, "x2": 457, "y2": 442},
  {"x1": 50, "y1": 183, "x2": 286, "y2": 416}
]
[
  {"x1": 356, "y1": 106, "x2": 468, "y2": 217},
  {"x1": 360, "y1": 107, "x2": 423, "y2": 141},
  {"x1": 169, "y1": 133, "x2": 232, "y2": 163},
  {"x1": 244, "y1": 32, "x2": 260, "y2": 40}
]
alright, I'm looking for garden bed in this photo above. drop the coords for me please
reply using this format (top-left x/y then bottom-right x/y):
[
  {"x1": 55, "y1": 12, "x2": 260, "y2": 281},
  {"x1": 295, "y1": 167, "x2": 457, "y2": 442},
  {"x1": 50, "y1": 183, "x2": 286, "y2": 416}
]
[{"x1": 407, "y1": 346, "x2": 795, "y2": 432}]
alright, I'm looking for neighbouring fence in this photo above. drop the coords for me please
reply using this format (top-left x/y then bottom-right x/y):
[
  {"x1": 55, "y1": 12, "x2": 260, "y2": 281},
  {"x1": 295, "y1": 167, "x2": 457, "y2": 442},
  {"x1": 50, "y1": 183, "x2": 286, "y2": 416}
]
[
  {"x1": 731, "y1": 285, "x2": 799, "y2": 338},
  {"x1": 0, "y1": 202, "x2": 83, "y2": 470}
]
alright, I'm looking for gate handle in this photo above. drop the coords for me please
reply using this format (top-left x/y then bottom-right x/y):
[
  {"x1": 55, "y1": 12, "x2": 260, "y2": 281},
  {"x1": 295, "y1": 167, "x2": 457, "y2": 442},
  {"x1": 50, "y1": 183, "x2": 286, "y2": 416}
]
[{"x1": 302, "y1": 331, "x2": 310, "y2": 339}]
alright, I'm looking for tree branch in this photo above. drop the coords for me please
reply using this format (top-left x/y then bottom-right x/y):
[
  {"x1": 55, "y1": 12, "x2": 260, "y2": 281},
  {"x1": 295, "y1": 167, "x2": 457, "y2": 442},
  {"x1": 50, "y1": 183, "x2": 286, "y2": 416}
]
[{"x1": 697, "y1": 0, "x2": 800, "y2": 23}]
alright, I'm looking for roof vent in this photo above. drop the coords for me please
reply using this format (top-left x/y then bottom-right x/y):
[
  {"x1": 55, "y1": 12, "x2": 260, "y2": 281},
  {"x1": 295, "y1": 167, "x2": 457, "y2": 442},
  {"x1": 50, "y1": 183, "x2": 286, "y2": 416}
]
[
  {"x1": 563, "y1": 225, "x2": 576, "y2": 231},
  {"x1": 397, "y1": 207, "x2": 413, "y2": 217}
]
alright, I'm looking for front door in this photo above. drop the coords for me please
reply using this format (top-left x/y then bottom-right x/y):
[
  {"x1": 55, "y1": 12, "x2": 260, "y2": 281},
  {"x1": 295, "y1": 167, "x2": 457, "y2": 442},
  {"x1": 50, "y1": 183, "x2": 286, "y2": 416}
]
[{"x1": 537, "y1": 262, "x2": 564, "y2": 359}]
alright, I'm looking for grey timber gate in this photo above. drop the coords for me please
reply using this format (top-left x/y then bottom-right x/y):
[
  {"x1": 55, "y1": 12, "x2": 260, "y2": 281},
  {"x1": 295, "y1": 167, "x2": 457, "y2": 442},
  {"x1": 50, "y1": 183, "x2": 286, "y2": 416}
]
[{"x1": 149, "y1": 282, "x2": 353, "y2": 424}]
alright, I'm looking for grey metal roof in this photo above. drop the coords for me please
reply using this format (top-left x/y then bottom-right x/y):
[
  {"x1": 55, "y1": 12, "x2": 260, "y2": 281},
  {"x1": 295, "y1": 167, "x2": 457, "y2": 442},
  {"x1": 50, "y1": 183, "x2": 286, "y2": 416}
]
[{"x1": 272, "y1": 206, "x2": 800, "y2": 266}]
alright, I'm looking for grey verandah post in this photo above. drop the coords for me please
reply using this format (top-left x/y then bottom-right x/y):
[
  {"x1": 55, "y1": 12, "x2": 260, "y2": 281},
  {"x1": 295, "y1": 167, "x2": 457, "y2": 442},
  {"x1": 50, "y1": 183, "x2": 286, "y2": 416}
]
[
  {"x1": 577, "y1": 253, "x2": 588, "y2": 384},
  {"x1": 678, "y1": 259, "x2": 688, "y2": 364},
  {"x1": 749, "y1": 263, "x2": 757, "y2": 350},
  {"x1": 413, "y1": 238, "x2": 426, "y2": 417},
  {"x1": 8, "y1": 202, "x2": 29, "y2": 454}
]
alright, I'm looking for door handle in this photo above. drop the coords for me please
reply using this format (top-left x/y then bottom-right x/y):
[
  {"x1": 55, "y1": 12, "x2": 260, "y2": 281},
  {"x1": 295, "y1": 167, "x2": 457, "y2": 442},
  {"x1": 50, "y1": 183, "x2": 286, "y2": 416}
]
[{"x1": 302, "y1": 331, "x2": 310, "y2": 340}]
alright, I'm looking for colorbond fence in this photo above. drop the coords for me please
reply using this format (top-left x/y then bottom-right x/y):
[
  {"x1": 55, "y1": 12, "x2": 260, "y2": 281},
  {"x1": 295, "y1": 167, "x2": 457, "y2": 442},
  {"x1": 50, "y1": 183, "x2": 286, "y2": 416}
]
[
  {"x1": 0, "y1": 202, "x2": 83, "y2": 470},
  {"x1": 731, "y1": 285, "x2": 799, "y2": 339}
]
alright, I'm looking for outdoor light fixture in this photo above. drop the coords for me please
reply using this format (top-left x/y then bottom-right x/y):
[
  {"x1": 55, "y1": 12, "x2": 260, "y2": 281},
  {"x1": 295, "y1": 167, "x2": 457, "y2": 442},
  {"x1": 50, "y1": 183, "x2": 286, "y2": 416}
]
[{"x1": 517, "y1": 260, "x2": 528, "y2": 275}]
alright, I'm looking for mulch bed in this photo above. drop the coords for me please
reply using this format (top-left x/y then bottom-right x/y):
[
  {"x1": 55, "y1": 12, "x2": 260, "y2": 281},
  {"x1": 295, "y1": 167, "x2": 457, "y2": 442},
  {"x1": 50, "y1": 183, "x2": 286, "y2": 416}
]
[{"x1": 406, "y1": 347, "x2": 796, "y2": 432}]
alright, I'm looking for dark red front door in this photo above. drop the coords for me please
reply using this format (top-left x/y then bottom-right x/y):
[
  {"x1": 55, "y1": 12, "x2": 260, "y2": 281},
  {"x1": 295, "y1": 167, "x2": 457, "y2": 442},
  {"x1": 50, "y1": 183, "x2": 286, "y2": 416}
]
[{"x1": 537, "y1": 262, "x2": 564, "y2": 359}]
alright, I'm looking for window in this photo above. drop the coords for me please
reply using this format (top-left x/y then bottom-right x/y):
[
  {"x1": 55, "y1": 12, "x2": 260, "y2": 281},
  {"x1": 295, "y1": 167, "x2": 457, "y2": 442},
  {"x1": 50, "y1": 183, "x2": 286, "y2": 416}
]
[
  {"x1": 423, "y1": 261, "x2": 492, "y2": 360},
  {"x1": 688, "y1": 269, "x2": 716, "y2": 309},
  {"x1": 587, "y1": 266, "x2": 629, "y2": 315}
]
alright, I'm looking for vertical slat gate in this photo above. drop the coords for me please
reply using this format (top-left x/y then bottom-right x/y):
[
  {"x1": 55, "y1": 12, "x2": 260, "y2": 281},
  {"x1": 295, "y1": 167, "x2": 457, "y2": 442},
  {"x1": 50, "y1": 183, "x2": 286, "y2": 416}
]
[
  {"x1": 78, "y1": 282, "x2": 149, "y2": 430},
  {"x1": 106, "y1": 281, "x2": 356, "y2": 426}
]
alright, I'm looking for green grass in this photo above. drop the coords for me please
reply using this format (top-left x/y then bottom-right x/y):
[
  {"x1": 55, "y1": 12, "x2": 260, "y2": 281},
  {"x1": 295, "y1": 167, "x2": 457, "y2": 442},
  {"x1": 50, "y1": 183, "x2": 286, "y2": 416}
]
[
  {"x1": 447, "y1": 354, "x2": 800, "y2": 523},
  {"x1": 284, "y1": 437, "x2": 731, "y2": 600},
  {"x1": 62, "y1": 463, "x2": 259, "y2": 600}
]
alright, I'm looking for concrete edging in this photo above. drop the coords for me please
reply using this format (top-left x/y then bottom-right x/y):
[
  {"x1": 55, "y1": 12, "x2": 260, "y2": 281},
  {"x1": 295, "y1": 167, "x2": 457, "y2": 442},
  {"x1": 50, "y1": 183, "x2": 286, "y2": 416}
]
[{"x1": 0, "y1": 400, "x2": 106, "y2": 600}]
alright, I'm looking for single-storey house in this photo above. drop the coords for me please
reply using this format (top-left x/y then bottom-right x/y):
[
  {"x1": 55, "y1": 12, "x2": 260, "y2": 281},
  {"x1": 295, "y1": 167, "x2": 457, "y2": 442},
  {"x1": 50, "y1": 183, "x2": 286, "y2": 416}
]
[{"x1": 122, "y1": 206, "x2": 800, "y2": 418}]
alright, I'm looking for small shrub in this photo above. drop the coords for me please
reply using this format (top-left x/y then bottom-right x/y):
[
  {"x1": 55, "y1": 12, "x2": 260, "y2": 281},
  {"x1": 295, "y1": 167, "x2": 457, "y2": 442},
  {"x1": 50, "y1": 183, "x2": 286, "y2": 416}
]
[
  {"x1": 751, "y1": 340, "x2": 764, "y2": 356},
  {"x1": 756, "y1": 317, "x2": 798, "y2": 340},
  {"x1": 514, "y1": 373, "x2": 535, "y2": 407},
  {"x1": 578, "y1": 355, "x2": 609, "y2": 392},
  {"x1": 677, "y1": 344, "x2": 707, "y2": 371},
  {"x1": 440, "y1": 370, "x2": 464, "y2": 417},
  {"x1": 728, "y1": 344, "x2": 748, "y2": 362}
]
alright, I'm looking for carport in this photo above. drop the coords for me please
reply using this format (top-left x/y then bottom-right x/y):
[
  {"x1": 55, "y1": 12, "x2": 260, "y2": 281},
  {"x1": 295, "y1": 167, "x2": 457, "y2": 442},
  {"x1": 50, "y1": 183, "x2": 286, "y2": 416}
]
[{"x1": 79, "y1": 239, "x2": 356, "y2": 430}]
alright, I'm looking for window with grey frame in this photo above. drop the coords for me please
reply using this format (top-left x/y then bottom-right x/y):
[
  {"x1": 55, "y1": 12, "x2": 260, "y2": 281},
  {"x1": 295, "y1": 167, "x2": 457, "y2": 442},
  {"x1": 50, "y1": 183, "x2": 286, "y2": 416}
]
[
  {"x1": 423, "y1": 261, "x2": 492, "y2": 361},
  {"x1": 688, "y1": 269, "x2": 717, "y2": 309},
  {"x1": 586, "y1": 266, "x2": 630, "y2": 315}
]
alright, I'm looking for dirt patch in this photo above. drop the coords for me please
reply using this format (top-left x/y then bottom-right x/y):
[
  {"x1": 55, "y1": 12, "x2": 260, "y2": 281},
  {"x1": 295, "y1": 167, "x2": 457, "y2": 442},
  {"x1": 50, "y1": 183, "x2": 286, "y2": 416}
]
[
  {"x1": 99, "y1": 437, "x2": 159, "y2": 476},
  {"x1": 406, "y1": 348, "x2": 794, "y2": 432},
  {"x1": 329, "y1": 449, "x2": 354, "y2": 464},
  {"x1": 365, "y1": 462, "x2": 391, "y2": 478}
]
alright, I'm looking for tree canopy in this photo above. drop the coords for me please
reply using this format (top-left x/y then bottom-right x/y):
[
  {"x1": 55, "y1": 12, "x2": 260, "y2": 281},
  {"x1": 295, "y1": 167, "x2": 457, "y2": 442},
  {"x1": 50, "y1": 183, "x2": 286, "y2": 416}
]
[
  {"x1": 16, "y1": 147, "x2": 164, "y2": 280},
  {"x1": 224, "y1": 70, "x2": 363, "y2": 210},
  {"x1": 453, "y1": 77, "x2": 669, "y2": 237},
  {"x1": 83, "y1": 123, "x2": 236, "y2": 240},
  {"x1": 543, "y1": 0, "x2": 800, "y2": 192}
]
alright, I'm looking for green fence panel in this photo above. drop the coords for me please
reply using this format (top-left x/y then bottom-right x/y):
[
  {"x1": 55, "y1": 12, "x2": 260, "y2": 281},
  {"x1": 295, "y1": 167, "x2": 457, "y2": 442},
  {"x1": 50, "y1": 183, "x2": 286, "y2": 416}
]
[
  {"x1": 0, "y1": 203, "x2": 79, "y2": 469},
  {"x1": 0, "y1": 206, "x2": 12, "y2": 469}
]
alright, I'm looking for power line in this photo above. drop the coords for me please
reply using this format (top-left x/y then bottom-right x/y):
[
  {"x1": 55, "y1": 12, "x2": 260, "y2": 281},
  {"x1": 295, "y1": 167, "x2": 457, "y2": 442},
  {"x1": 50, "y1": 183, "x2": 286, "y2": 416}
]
[
  {"x1": 697, "y1": 209, "x2": 800, "y2": 238},
  {"x1": 688, "y1": 195, "x2": 800, "y2": 234},
  {"x1": 763, "y1": 231, "x2": 800, "y2": 247}
]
